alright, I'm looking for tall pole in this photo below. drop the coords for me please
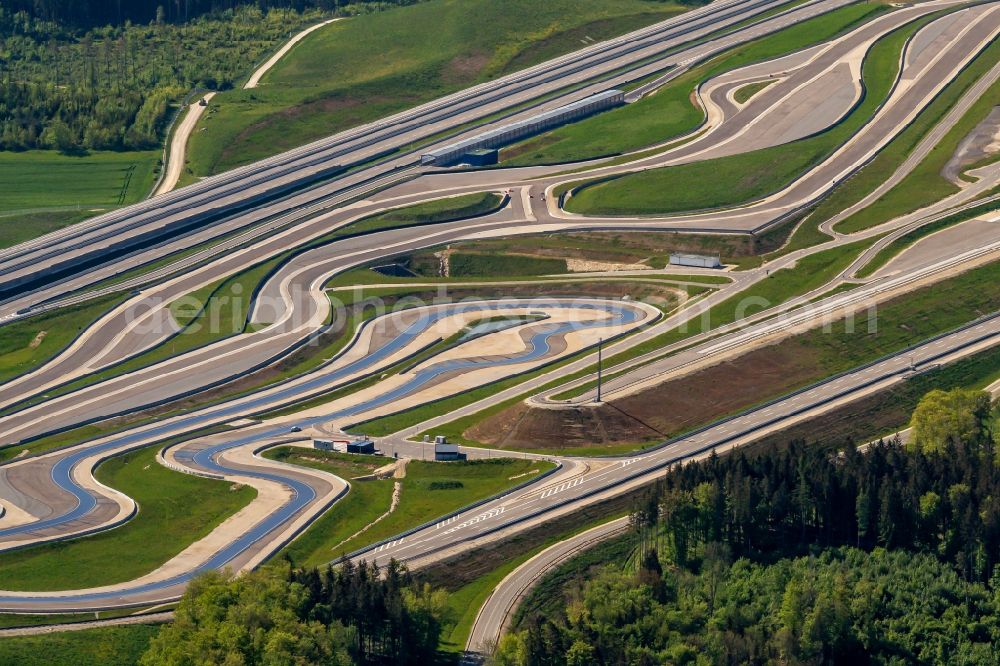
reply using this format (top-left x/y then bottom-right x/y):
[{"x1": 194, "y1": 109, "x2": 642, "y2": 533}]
[{"x1": 596, "y1": 337, "x2": 603, "y2": 403}]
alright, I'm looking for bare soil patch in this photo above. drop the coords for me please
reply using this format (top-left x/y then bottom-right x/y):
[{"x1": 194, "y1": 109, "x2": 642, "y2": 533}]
[
  {"x1": 28, "y1": 331, "x2": 46, "y2": 349},
  {"x1": 442, "y1": 52, "x2": 490, "y2": 85},
  {"x1": 942, "y1": 105, "x2": 1000, "y2": 184},
  {"x1": 465, "y1": 338, "x2": 822, "y2": 452}
]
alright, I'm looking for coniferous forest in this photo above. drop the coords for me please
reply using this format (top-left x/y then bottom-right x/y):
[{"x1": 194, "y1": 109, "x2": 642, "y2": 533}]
[{"x1": 495, "y1": 390, "x2": 1000, "y2": 665}]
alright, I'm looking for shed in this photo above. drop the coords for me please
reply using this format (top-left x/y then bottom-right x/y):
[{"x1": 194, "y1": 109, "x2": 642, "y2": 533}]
[{"x1": 669, "y1": 253, "x2": 722, "y2": 269}]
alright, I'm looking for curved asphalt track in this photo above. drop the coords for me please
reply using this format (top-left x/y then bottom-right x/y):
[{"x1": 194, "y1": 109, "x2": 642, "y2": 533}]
[
  {"x1": 1, "y1": 0, "x2": 999, "y2": 616},
  {"x1": 0, "y1": 299, "x2": 642, "y2": 609}
]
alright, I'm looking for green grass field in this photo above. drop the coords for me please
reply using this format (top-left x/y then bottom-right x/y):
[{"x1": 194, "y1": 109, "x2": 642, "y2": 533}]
[
  {"x1": 563, "y1": 11, "x2": 917, "y2": 215},
  {"x1": 0, "y1": 150, "x2": 159, "y2": 212},
  {"x1": 0, "y1": 293, "x2": 126, "y2": 386},
  {"x1": 350, "y1": 192, "x2": 503, "y2": 232},
  {"x1": 183, "y1": 0, "x2": 692, "y2": 177},
  {"x1": 501, "y1": 2, "x2": 888, "y2": 166},
  {"x1": 265, "y1": 447, "x2": 553, "y2": 567},
  {"x1": 0, "y1": 625, "x2": 160, "y2": 666},
  {"x1": 0, "y1": 150, "x2": 160, "y2": 248},
  {"x1": 0, "y1": 150, "x2": 159, "y2": 249},
  {"x1": 0, "y1": 447, "x2": 255, "y2": 590}
]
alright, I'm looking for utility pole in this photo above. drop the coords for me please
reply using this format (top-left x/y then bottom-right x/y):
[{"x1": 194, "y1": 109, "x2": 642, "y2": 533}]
[{"x1": 596, "y1": 337, "x2": 603, "y2": 403}]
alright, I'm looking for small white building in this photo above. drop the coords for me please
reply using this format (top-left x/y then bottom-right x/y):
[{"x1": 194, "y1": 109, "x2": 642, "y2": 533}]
[
  {"x1": 669, "y1": 253, "x2": 722, "y2": 269},
  {"x1": 313, "y1": 438, "x2": 336, "y2": 451},
  {"x1": 434, "y1": 435, "x2": 463, "y2": 461},
  {"x1": 313, "y1": 437, "x2": 376, "y2": 455}
]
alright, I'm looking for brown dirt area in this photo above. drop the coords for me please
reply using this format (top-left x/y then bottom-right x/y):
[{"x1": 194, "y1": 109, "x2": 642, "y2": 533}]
[
  {"x1": 28, "y1": 331, "x2": 46, "y2": 349},
  {"x1": 442, "y1": 52, "x2": 490, "y2": 85},
  {"x1": 942, "y1": 105, "x2": 1000, "y2": 184},
  {"x1": 464, "y1": 337, "x2": 822, "y2": 452}
]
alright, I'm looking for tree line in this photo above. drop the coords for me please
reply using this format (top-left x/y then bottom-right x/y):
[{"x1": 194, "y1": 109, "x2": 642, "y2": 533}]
[
  {"x1": 0, "y1": 6, "x2": 324, "y2": 152},
  {"x1": 492, "y1": 388, "x2": 1000, "y2": 664},
  {"x1": 141, "y1": 558, "x2": 447, "y2": 665},
  {"x1": 0, "y1": 1, "x2": 427, "y2": 153},
  {"x1": 635, "y1": 404, "x2": 1000, "y2": 583}
]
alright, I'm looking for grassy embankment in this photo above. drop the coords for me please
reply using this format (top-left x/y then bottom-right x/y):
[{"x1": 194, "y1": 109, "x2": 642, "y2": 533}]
[
  {"x1": 0, "y1": 606, "x2": 160, "y2": 630},
  {"x1": 0, "y1": 446, "x2": 255, "y2": 590},
  {"x1": 747, "y1": 341, "x2": 1000, "y2": 454},
  {"x1": 0, "y1": 150, "x2": 158, "y2": 248},
  {"x1": 183, "y1": 0, "x2": 693, "y2": 180},
  {"x1": 263, "y1": 447, "x2": 553, "y2": 567},
  {"x1": 562, "y1": 11, "x2": 918, "y2": 215},
  {"x1": 349, "y1": 192, "x2": 503, "y2": 231},
  {"x1": 448, "y1": 253, "x2": 568, "y2": 277},
  {"x1": 501, "y1": 2, "x2": 888, "y2": 166},
  {"x1": 732, "y1": 79, "x2": 776, "y2": 104},
  {"x1": 406, "y1": 210, "x2": 808, "y2": 273},
  {"x1": 437, "y1": 519, "x2": 632, "y2": 653}
]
